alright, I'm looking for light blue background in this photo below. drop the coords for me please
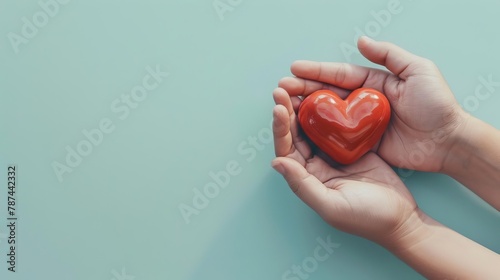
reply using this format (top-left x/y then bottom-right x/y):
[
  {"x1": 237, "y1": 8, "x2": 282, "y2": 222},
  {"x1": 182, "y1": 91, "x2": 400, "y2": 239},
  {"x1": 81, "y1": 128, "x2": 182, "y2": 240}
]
[{"x1": 1, "y1": 0, "x2": 500, "y2": 279}]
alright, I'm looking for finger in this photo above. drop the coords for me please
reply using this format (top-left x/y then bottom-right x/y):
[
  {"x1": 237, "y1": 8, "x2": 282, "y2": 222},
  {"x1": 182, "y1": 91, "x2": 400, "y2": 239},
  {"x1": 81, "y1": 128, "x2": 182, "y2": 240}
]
[
  {"x1": 273, "y1": 87, "x2": 294, "y2": 115},
  {"x1": 272, "y1": 157, "x2": 332, "y2": 213},
  {"x1": 278, "y1": 77, "x2": 351, "y2": 99},
  {"x1": 357, "y1": 36, "x2": 422, "y2": 80},
  {"x1": 273, "y1": 88, "x2": 313, "y2": 160},
  {"x1": 290, "y1": 60, "x2": 389, "y2": 91},
  {"x1": 273, "y1": 105, "x2": 293, "y2": 157},
  {"x1": 291, "y1": 96, "x2": 301, "y2": 112}
]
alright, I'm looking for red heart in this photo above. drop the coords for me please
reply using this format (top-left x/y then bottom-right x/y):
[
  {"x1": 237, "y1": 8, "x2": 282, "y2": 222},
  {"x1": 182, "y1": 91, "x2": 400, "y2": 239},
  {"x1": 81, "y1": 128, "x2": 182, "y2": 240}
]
[{"x1": 298, "y1": 88, "x2": 391, "y2": 164}]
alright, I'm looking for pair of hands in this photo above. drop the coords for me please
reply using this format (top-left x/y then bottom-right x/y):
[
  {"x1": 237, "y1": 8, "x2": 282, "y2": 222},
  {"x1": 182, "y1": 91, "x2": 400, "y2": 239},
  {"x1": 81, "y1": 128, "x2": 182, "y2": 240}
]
[{"x1": 272, "y1": 36, "x2": 470, "y2": 245}]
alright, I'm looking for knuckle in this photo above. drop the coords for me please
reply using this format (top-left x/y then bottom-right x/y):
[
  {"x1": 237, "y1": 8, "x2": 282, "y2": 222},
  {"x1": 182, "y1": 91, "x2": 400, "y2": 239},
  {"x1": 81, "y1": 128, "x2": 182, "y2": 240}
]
[
  {"x1": 334, "y1": 63, "x2": 348, "y2": 85},
  {"x1": 420, "y1": 58, "x2": 437, "y2": 69}
]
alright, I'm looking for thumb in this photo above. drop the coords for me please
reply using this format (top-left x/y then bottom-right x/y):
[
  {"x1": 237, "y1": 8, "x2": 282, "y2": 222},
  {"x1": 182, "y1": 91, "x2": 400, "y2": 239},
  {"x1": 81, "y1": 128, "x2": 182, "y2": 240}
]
[
  {"x1": 272, "y1": 157, "x2": 329, "y2": 213},
  {"x1": 357, "y1": 36, "x2": 423, "y2": 80}
]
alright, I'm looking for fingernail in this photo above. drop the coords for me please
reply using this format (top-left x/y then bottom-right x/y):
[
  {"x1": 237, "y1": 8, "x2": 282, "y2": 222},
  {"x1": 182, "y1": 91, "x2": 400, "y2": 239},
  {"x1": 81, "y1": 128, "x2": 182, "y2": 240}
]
[
  {"x1": 360, "y1": 36, "x2": 375, "y2": 43},
  {"x1": 272, "y1": 161, "x2": 285, "y2": 174}
]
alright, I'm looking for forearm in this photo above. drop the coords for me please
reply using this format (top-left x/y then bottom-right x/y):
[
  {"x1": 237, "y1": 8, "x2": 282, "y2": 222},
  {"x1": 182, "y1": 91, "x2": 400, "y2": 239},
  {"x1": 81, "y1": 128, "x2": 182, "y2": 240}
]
[
  {"x1": 443, "y1": 116, "x2": 500, "y2": 210},
  {"x1": 383, "y1": 211, "x2": 500, "y2": 279}
]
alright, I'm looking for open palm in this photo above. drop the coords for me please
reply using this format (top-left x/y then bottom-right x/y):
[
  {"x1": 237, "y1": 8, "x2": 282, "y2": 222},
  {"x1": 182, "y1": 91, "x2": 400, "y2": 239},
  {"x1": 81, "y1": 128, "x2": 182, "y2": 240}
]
[
  {"x1": 278, "y1": 37, "x2": 467, "y2": 173},
  {"x1": 272, "y1": 88, "x2": 418, "y2": 242}
]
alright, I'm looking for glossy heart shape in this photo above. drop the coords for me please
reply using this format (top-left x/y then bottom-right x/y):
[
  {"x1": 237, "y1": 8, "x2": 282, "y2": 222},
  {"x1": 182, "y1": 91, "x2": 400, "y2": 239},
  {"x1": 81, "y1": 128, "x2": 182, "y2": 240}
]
[{"x1": 298, "y1": 88, "x2": 391, "y2": 164}]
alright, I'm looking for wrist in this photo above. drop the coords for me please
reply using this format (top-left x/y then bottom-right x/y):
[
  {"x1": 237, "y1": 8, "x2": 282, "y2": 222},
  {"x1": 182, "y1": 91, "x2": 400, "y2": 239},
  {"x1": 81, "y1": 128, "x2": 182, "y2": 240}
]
[
  {"x1": 441, "y1": 110, "x2": 476, "y2": 175},
  {"x1": 381, "y1": 208, "x2": 500, "y2": 279},
  {"x1": 440, "y1": 113, "x2": 500, "y2": 210},
  {"x1": 377, "y1": 208, "x2": 436, "y2": 252}
]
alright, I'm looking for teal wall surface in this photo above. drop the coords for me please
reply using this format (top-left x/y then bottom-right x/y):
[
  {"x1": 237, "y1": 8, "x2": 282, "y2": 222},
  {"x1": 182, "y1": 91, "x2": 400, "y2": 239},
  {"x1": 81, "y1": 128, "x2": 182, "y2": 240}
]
[{"x1": 1, "y1": 1, "x2": 500, "y2": 279}]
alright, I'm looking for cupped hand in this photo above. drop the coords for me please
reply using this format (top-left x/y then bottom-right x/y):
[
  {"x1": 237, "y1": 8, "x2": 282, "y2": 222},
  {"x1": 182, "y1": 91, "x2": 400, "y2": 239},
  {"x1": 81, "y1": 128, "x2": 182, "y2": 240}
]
[
  {"x1": 271, "y1": 88, "x2": 420, "y2": 243},
  {"x1": 278, "y1": 36, "x2": 469, "y2": 173}
]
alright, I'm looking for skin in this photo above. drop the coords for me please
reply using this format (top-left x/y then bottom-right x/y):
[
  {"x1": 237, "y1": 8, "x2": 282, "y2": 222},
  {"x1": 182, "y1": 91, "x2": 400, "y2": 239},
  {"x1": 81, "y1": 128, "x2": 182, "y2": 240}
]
[{"x1": 272, "y1": 36, "x2": 500, "y2": 279}]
